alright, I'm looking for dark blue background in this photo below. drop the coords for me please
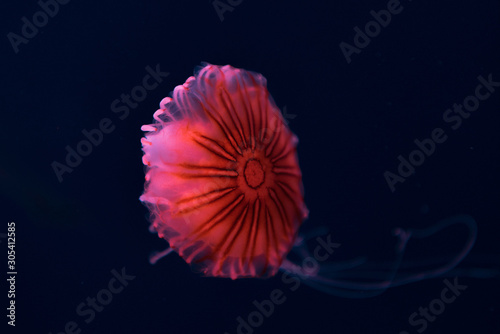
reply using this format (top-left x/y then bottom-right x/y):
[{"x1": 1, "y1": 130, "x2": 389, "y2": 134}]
[{"x1": 1, "y1": 0, "x2": 499, "y2": 333}]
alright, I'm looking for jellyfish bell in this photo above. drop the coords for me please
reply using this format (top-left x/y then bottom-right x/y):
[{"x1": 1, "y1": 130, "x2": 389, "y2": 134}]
[
  {"x1": 140, "y1": 63, "x2": 499, "y2": 295},
  {"x1": 140, "y1": 63, "x2": 308, "y2": 279}
]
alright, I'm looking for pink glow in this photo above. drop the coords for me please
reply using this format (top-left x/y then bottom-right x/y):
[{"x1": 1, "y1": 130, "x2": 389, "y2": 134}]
[{"x1": 140, "y1": 64, "x2": 308, "y2": 279}]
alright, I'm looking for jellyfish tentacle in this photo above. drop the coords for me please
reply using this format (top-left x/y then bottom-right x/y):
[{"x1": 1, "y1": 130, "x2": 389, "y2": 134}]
[
  {"x1": 282, "y1": 215, "x2": 485, "y2": 298},
  {"x1": 387, "y1": 214, "x2": 477, "y2": 287},
  {"x1": 149, "y1": 247, "x2": 174, "y2": 265}
]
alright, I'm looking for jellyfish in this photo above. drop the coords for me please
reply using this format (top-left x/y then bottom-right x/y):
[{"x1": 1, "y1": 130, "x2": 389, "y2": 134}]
[
  {"x1": 140, "y1": 63, "x2": 307, "y2": 279},
  {"x1": 139, "y1": 63, "x2": 498, "y2": 296}
]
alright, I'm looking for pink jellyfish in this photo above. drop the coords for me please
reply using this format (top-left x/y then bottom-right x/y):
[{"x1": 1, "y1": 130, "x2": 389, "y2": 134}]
[
  {"x1": 140, "y1": 63, "x2": 496, "y2": 297},
  {"x1": 140, "y1": 63, "x2": 308, "y2": 279}
]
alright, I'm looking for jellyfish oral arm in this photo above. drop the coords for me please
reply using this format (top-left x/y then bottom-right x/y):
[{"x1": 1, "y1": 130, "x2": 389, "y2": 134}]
[{"x1": 280, "y1": 215, "x2": 492, "y2": 298}]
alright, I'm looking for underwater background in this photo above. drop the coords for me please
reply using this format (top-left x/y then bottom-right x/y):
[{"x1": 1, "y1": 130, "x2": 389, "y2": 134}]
[{"x1": 1, "y1": 0, "x2": 500, "y2": 333}]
